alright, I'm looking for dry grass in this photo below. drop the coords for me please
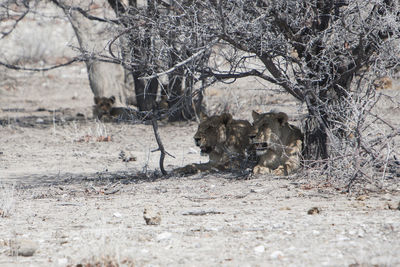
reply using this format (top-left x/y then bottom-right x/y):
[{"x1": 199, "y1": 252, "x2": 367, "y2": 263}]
[{"x1": 0, "y1": 184, "x2": 16, "y2": 218}]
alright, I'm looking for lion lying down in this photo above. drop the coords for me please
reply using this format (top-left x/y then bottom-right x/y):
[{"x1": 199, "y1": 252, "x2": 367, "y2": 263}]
[
  {"x1": 175, "y1": 110, "x2": 303, "y2": 176},
  {"x1": 174, "y1": 112, "x2": 254, "y2": 175},
  {"x1": 249, "y1": 111, "x2": 303, "y2": 176},
  {"x1": 93, "y1": 96, "x2": 138, "y2": 121}
]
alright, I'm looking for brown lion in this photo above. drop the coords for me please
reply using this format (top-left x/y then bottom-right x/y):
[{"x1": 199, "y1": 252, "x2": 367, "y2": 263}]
[
  {"x1": 93, "y1": 96, "x2": 137, "y2": 121},
  {"x1": 249, "y1": 111, "x2": 303, "y2": 176},
  {"x1": 175, "y1": 112, "x2": 253, "y2": 175}
]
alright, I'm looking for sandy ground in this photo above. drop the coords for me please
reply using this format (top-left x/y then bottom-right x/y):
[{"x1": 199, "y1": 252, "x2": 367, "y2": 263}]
[{"x1": 1, "y1": 3, "x2": 400, "y2": 266}]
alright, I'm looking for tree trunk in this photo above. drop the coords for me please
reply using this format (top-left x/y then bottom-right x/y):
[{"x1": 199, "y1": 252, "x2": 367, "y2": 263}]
[
  {"x1": 63, "y1": 4, "x2": 135, "y2": 107},
  {"x1": 133, "y1": 74, "x2": 158, "y2": 112}
]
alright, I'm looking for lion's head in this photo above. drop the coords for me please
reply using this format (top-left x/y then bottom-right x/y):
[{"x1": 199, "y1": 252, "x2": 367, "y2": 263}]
[
  {"x1": 93, "y1": 96, "x2": 115, "y2": 119},
  {"x1": 194, "y1": 113, "x2": 233, "y2": 156},
  {"x1": 249, "y1": 111, "x2": 289, "y2": 155},
  {"x1": 249, "y1": 110, "x2": 303, "y2": 175}
]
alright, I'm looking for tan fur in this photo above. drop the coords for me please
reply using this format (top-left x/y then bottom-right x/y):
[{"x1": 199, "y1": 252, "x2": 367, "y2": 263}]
[
  {"x1": 374, "y1": 76, "x2": 393, "y2": 90},
  {"x1": 175, "y1": 113, "x2": 252, "y2": 175},
  {"x1": 249, "y1": 111, "x2": 303, "y2": 176},
  {"x1": 93, "y1": 96, "x2": 137, "y2": 121}
]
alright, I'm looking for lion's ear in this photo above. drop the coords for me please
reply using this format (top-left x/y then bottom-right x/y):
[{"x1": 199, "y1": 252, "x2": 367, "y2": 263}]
[
  {"x1": 220, "y1": 113, "x2": 232, "y2": 124},
  {"x1": 199, "y1": 111, "x2": 208, "y2": 122},
  {"x1": 94, "y1": 97, "x2": 100, "y2": 104},
  {"x1": 276, "y1": 112, "x2": 288, "y2": 125},
  {"x1": 252, "y1": 110, "x2": 261, "y2": 121},
  {"x1": 109, "y1": 96, "x2": 116, "y2": 104}
]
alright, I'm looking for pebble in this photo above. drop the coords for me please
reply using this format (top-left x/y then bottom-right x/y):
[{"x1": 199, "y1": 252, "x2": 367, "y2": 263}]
[
  {"x1": 10, "y1": 239, "x2": 38, "y2": 257},
  {"x1": 270, "y1": 250, "x2": 284, "y2": 259},
  {"x1": 313, "y1": 230, "x2": 320, "y2": 236},
  {"x1": 57, "y1": 258, "x2": 68, "y2": 265},
  {"x1": 307, "y1": 207, "x2": 321, "y2": 215},
  {"x1": 156, "y1": 232, "x2": 172, "y2": 241},
  {"x1": 143, "y1": 208, "x2": 161, "y2": 225},
  {"x1": 113, "y1": 212, "x2": 122, "y2": 218},
  {"x1": 254, "y1": 245, "x2": 265, "y2": 254}
]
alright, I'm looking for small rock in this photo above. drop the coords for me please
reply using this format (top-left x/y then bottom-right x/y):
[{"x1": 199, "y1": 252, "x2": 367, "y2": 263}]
[
  {"x1": 307, "y1": 207, "x2": 321, "y2": 215},
  {"x1": 9, "y1": 239, "x2": 38, "y2": 257},
  {"x1": 357, "y1": 229, "x2": 364, "y2": 238},
  {"x1": 58, "y1": 258, "x2": 68, "y2": 265},
  {"x1": 356, "y1": 195, "x2": 368, "y2": 201},
  {"x1": 156, "y1": 232, "x2": 172, "y2": 241},
  {"x1": 312, "y1": 230, "x2": 320, "y2": 236},
  {"x1": 385, "y1": 201, "x2": 400, "y2": 210},
  {"x1": 254, "y1": 245, "x2": 265, "y2": 254},
  {"x1": 143, "y1": 208, "x2": 161, "y2": 225},
  {"x1": 348, "y1": 230, "x2": 357, "y2": 236},
  {"x1": 270, "y1": 250, "x2": 284, "y2": 260},
  {"x1": 113, "y1": 212, "x2": 122, "y2": 218}
]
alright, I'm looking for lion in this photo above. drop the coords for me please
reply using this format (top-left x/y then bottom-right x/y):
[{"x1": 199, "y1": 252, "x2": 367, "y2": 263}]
[
  {"x1": 249, "y1": 110, "x2": 303, "y2": 176},
  {"x1": 175, "y1": 112, "x2": 253, "y2": 175},
  {"x1": 93, "y1": 96, "x2": 137, "y2": 121},
  {"x1": 374, "y1": 76, "x2": 393, "y2": 90}
]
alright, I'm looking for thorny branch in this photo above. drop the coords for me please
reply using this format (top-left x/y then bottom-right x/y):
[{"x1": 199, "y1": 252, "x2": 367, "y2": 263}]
[
  {"x1": 0, "y1": 58, "x2": 82, "y2": 71},
  {"x1": 150, "y1": 107, "x2": 175, "y2": 176}
]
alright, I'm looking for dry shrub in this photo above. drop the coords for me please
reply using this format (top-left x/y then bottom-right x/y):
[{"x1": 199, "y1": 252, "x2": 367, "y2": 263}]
[
  {"x1": 71, "y1": 256, "x2": 134, "y2": 267},
  {"x1": 301, "y1": 80, "x2": 400, "y2": 192}
]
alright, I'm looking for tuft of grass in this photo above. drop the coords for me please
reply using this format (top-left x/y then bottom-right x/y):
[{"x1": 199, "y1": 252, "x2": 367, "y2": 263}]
[
  {"x1": 69, "y1": 255, "x2": 135, "y2": 267},
  {"x1": 0, "y1": 183, "x2": 16, "y2": 218}
]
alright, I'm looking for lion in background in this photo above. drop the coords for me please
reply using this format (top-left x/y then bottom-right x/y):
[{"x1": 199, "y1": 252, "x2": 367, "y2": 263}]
[
  {"x1": 93, "y1": 96, "x2": 137, "y2": 121},
  {"x1": 249, "y1": 111, "x2": 303, "y2": 176},
  {"x1": 174, "y1": 112, "x2": 254, "y2": 175}
]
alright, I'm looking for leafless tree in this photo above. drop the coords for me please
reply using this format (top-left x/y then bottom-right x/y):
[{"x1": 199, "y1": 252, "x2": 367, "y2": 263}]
[
  {"x1": 105, "y1": 0, "x2": 400, "y2": 185},
  {"x1": 105, "y1": 0, "x2": 209, "y2": 120}
]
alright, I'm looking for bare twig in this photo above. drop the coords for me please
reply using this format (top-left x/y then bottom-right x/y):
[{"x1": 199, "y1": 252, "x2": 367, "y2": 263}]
[
  {"x1": 150, "y1": 108, "x2": 175, "y2": 175},
  {"x1": 1, "y1": 9, "x2": 29, "y2": 39},
  {"x1": 50, "y1": 0, "x2": 120, "y2": 24},
  {"x1": 0, "y1": 58, "x2": 82, "y2": 72},
  {"x1": 182, "y1": 210, "x2": 224, "y2": 216}
]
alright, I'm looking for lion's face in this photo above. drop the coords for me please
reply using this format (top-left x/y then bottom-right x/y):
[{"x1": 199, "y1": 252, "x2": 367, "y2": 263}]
[
  {"x1": 194, "y1": 113, "x2": 232, "y2": 155},
  {"x1": 93, "y1": 96, "x2": 115, "y2": 118},
  {"x1": 249, "y1": 111, "x2": 289, "y2": 155}
]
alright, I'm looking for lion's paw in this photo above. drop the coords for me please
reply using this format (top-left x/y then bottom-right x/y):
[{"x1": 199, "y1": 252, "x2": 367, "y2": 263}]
[
  {"x1": 174, "y1": 164, "x2": 199, "y2": 175},
  {"x1": 273, "y1": 166, "x2": 285, "y2": 176},
  {"x1": 253, "y1": 165, "x2": 273, "y2": 174}
]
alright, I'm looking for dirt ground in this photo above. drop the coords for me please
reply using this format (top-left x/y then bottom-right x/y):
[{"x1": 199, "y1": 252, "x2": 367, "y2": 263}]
[
  {"x1": 1, "y1": 63, "x2": 400, "y2": 267},
  {"x1": 1, "y1": 3, "x2": 400, "y2": 266}
]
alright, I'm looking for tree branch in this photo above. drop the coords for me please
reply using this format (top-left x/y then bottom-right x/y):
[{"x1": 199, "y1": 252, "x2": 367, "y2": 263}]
[
  {"x1": 139, "y1": 41, "x2": 218, "y2": 80},
  {"x1": 200, "y1": 69, "x2": 277, "y2": 84},
  {"x1": 0, "y1": 58, "x2": 82, "y2": 72},
  {"x1": 51, "y1": 0, "x2": 120, "y2": 24},
  {"x1": 1, "y1": 8, "x2": 29, "y2": 39}
]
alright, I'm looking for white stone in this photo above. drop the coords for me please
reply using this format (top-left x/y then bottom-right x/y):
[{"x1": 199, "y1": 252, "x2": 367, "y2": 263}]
[
  {"x1": 254, "y1": 245, "x2": 265, "y2": 254},
  {"x1": 113, "y1": 212, "x2": 122, "y2": 218},
  {"x1": 157, "y1": 232, "x2": 172, "y2": 241},
  {"x1": 57, "y1": 258, "x2": 68, "y2": 266},
  {"x1": 270, "y1": 250, "x2": 284, "y2": 260}
]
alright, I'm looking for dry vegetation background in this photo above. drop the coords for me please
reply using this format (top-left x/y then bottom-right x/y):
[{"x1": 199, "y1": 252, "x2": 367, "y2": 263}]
[{"x1": 1, "y1": 1, "x2": 400, "y2": 266}]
